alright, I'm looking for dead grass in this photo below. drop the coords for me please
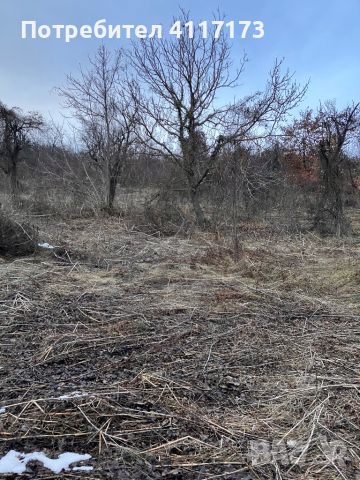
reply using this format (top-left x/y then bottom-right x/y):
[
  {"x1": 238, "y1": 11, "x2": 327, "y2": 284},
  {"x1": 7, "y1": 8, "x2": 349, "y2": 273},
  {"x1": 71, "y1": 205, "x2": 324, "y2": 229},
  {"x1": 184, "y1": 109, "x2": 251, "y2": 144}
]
[{"x1": 0, "y1": 216, "x2": 359, "y2": 479}]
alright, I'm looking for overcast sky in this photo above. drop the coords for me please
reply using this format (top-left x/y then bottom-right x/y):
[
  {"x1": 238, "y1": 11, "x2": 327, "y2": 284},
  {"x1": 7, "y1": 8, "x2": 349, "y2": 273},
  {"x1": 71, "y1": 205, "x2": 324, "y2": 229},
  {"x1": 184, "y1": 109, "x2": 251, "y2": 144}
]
[{"x1": 0, "y1": 0, "x2": 359, "y2": 121}]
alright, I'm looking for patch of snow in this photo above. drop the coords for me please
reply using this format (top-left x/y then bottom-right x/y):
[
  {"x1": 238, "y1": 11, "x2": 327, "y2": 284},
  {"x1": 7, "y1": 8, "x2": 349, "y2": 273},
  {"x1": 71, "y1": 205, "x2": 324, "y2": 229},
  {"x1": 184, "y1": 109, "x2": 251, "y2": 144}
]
[
  {"x1": 287, "y1": 439, "x2": 298, "y2": 448},
  {"x1": 72, "y1": 465, "x2": 94, "y2": 472},
  {"x1": 58, "y1": 391, "x2": 88, "y2": 400},
  {"x1": 0, "y1": 407, "x2": 6, "y2": 414},
  {"x1": 38, "y1": 242, "x2": 56, "y2": 250},
  {"x1": 0, "y1": 451, "x2": 25, "y2": 475},
  {"x1": 0, "y1": 450, "x2": 92, "y2": 475}
]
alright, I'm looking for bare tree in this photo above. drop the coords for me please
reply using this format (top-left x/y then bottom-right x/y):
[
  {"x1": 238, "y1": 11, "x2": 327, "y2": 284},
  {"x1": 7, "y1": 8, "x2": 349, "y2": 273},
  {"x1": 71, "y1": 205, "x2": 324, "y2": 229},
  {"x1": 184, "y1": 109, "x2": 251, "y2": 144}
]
[
  {"x1": 130, "y1": 10, "x2": 307, "y2": 226},
  {"x1": 34, "y1": 121, "x2": 104, "y2": 211},
  {"x1": 313, "y1": 101, "x2": 360, "y2": 236},
  {"x1": 57, "y1": 45, "x2": 138, "y2": 212},
  {"x1": 0, "y1": 103, "x2": 43, "y2": 196}
]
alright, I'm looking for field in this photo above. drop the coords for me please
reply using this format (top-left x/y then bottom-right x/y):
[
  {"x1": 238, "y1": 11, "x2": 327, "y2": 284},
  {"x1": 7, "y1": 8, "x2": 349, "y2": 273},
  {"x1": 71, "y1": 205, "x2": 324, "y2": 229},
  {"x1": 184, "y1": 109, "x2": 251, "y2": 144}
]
[{"x1": 0, "y1": 214, "x2": 359, "y2": 479}]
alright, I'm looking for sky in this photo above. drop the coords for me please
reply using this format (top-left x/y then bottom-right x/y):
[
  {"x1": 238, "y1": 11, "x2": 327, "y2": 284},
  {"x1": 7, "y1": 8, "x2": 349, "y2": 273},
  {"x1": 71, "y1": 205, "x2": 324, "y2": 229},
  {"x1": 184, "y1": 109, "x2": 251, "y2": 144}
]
[{"x1": 0, "y1": 0, "x2": 359, "y2": 122}]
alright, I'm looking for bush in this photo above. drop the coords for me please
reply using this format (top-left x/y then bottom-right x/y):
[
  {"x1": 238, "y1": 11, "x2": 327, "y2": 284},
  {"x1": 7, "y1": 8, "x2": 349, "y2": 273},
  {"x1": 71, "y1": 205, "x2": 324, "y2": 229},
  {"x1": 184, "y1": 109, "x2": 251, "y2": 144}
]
[
  {"x1": 0, "y1": 212, "x2": 38, "y2": 257},
  {"x1": 143, "y1": 201, "x2": 191, "y2": 236}
]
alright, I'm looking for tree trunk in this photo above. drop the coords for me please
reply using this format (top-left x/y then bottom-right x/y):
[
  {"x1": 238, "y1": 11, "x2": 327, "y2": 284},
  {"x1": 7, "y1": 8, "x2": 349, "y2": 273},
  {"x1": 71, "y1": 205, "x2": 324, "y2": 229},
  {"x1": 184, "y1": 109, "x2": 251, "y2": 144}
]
[
  {"x1": 10, "y1": 160, "x2": 19, "y2": 197},
  {"x1": 189, "y1": 186, "x2": 207, "y2": 227},
  {"x1": 182, "y1": 137, "x2": 209, "y2": 228},
  {"x1": 314, "y1": 152, "x2": 350, "y2": 236},
  {"x1": 232, "y1": 150, "x2": 242, "y2": 260},
  {"x1": 106, "y1": 174, "x2": 118, "y2": 212},
  {"x1": 104, "y1": 155, "x2": 119, "y2": 213}
]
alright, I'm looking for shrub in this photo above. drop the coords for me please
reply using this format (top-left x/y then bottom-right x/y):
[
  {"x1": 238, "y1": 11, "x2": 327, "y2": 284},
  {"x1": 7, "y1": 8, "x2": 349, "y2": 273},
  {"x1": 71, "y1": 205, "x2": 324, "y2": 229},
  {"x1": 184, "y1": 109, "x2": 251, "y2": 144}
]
[{"x1": 0, "y1": 212, "x2": 38, "y2": 257}]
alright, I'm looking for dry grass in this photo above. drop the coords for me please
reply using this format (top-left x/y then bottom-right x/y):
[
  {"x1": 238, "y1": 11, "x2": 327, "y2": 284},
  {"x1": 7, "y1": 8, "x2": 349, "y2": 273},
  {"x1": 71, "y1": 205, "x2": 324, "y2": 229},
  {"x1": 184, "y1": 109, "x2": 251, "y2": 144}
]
[{"x1": 0, "y1": 216, "x2": 359, "y2": 479}]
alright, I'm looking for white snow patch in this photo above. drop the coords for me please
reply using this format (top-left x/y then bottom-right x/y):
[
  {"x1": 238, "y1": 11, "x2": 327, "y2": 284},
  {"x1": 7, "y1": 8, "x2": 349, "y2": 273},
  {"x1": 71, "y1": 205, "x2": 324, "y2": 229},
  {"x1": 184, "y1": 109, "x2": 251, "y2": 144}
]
[
  {"x1": 0, "y1": 450, "x2": 92, "y2": 475},
  {"x1": 58, "y1": 391, "x2": 88, "y2": 400},
  {"x1": 38, "y1": 242, "x2": 56, "y2": 250},
  {"x1": 72, "y1": 465, "x2": 94, "y2": 472},
  {"x1": 0, "y1": 407, "x2": 6, "y2": 414}
]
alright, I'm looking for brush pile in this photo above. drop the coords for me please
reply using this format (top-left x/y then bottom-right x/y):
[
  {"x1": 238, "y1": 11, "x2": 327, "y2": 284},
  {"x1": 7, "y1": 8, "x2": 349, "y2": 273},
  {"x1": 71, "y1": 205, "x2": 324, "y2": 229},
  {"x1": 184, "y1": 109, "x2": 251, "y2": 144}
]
[{"x1": 0, "y1": 212, "x2": 38, "y2": 257}]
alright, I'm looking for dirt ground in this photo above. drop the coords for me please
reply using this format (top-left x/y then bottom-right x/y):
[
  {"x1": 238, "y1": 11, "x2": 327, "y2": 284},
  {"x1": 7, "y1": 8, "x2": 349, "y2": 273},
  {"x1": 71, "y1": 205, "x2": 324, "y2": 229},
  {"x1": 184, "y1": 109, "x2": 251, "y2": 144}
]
[{"x1": 0, "y1": 215, "x2": 359, "y2": 479}]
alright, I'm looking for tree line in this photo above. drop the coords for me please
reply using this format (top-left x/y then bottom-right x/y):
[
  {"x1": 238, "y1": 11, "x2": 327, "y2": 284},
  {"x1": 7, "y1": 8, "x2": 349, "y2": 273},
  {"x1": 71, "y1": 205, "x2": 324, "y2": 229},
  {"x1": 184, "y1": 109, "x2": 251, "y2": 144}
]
[{"x1": 1, "y1": 11, "x2": 359, "y2": 238}]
